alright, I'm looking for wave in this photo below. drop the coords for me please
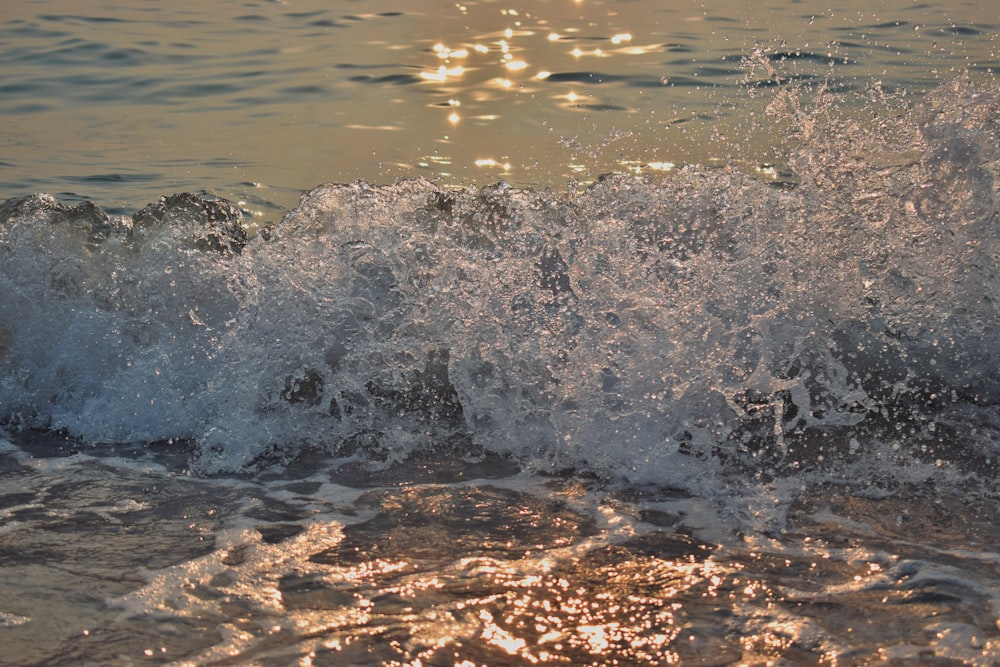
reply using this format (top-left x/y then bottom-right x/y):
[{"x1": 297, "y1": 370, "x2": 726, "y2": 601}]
[{"x1": 2, "y1": 79, "x2": 999, "y2": 491}]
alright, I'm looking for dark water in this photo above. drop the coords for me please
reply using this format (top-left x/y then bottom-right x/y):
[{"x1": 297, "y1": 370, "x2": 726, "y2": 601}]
[{"x1": 2, "y1": 1, "x2": 1000, "y2": 665}]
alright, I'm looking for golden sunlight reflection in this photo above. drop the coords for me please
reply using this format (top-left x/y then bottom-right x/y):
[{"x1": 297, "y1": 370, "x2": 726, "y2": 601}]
[
  {"x1": 98, "y1": 477, "x2": 943, "y2": 665},
  {"x1": 437, "y1": 547, "x2": 732, "y2": 664},
  {"x1": 621, "y1": 159, "x2": 678, "y2": 176},
  {"x1": 433, "y1": 43, "x2": 470, "y2": 59},
  {"x1": 400, "y1": 0, "x2": 693, "y2": 184},
  {"x1": 420, "y1": 65, "x2": 466, "y2": 83},
  {"x1": 479, "y1": 610, "x2": 528, "y2": 655},
  {"x1": 119, "y1": 480, "x2": 728, "y2": 663},
  {"x1": 475, "y1": 158, "x2": 512, "y2": 172}
]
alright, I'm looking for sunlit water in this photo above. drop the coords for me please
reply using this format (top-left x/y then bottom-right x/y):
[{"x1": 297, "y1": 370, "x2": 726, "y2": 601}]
[
  {"x1": 1, "y1": 0, "x2": 996, "y2": 218},
  {"x1": 2, "y1": 1, "x2": 1000, "y2": 665},
  {"x1": 5, "y1": 433, "x2": 1000, "y2": 666}
]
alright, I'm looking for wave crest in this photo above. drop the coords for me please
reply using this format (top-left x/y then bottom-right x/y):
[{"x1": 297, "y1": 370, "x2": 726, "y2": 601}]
[{"x1": 2, "y1": 79, "x2": 999, "y2": 488}]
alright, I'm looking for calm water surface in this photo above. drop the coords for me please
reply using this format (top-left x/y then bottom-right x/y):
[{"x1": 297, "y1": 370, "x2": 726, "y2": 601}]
[{"x1": 1, "y1": 0, "x2": 996, "y2": 218}]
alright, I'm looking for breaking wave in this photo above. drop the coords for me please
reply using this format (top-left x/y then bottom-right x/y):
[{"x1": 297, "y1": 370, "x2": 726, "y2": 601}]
[{"x1": 2, "y1": 79, "x2": 1000, "y2": 491}]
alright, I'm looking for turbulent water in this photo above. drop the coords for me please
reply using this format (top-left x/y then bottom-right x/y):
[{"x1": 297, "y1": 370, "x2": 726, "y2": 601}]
[
  {"x1": 4, "y1": 433, "x2": 1000, "y2": 666},
  {"x1": 3, "y1": 4, "x2": 1000, "y2": 662},
  {"x1": 3, "y1": 78, "x2": 1000, "y2": 665},
  {"x1": 4, "y1": 79, "x2": 1000, "y2": 487}
]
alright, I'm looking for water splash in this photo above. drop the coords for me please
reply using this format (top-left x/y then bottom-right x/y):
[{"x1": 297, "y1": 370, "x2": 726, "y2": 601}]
[{"x1": 2, "y1": 79, "x2": 999, "y2": 491}]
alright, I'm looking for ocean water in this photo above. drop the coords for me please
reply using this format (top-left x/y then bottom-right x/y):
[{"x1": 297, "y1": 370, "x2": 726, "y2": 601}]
[{"x1": 3, "y1": 1, "x2": 1000, "y2": 665}]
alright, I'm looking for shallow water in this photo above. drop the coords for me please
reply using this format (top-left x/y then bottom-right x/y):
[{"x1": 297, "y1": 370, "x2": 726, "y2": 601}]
[
  {"x1": 3, "y1": 1, "x2": 1000, "y2": 665},
  {"x1": 3, "y1": 432, "x2": 1000, "y2": 667}
]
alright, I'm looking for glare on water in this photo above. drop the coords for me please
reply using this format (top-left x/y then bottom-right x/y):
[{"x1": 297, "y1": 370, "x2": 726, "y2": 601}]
[
  {"x1": 0, "y1": 0, "x2": 995, "y2": 215},
  {"x1": 4, "y1": 439, "x2": 1000, "y2": 666}
]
